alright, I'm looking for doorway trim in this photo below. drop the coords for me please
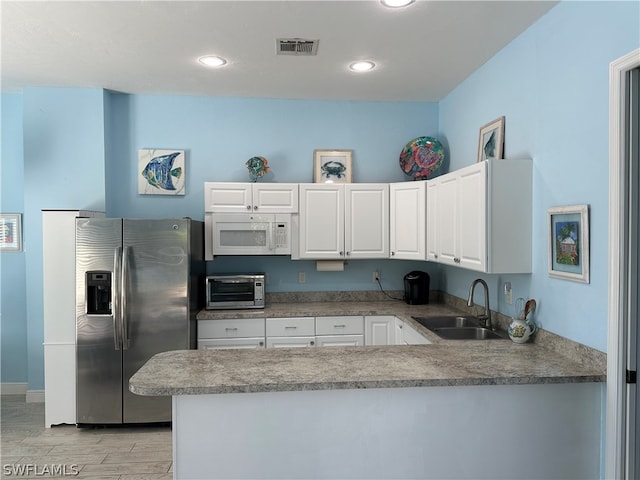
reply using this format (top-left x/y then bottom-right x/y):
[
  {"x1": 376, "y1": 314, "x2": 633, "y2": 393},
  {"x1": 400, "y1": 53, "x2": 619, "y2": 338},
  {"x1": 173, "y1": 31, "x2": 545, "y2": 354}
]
[{"x1": 606, "y1": 48, "x2": 640, "y2": 479}]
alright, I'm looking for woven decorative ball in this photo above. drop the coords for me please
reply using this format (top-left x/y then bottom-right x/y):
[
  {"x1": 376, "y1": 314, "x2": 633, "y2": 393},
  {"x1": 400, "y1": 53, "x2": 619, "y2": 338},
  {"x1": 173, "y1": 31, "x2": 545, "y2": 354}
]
[
  {"x1": 246, "y1": 156, "x2": 270, "y2": 182},
  {"x1": 399, "y1": 136, "x2": 445, "y2": 180}
]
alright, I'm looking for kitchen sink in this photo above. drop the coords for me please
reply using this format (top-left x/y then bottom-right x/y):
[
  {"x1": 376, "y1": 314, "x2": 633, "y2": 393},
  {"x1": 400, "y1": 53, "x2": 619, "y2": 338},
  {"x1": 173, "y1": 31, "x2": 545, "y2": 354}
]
[
  {"x1": 431, "y1": 327, "x2": 505, "y2": 340},
  {"x1": 411, "y1": 316, "x2": 506, "y2": 340},
  {"x1": 412, "y1": 315, "x2": 480, "y2": 329}
]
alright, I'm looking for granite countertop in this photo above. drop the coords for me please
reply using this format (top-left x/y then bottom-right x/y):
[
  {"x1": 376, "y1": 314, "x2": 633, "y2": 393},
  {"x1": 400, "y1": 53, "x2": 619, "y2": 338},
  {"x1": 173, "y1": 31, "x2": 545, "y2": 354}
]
[
  {"x1": 130, "y1": 298, "x2": 606, "y2": 397},
  {"x1": 130, "y1": 342, "x2": 604, "y2": 396}
]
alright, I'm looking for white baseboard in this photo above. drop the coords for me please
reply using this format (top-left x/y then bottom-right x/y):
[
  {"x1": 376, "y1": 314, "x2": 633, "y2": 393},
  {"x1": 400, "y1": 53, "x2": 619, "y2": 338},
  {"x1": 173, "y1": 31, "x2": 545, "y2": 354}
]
[
  {"x1": 1, "y1": 382, "x2": 27, "y2": 395},
  {"x1": 26, "y1": 389, "x2": 45, "y2": 403}
]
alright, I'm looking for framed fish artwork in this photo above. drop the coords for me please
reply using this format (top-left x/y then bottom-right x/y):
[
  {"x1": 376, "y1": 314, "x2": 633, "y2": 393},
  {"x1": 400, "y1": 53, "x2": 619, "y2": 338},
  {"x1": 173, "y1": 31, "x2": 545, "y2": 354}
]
[
  {"x1": 138, "y1": 149, "x2": 186, "y2": 195},
  {"x1": 477, "y1": 116, "x2": 505, "y2": 162},
  {"x1": 313, "y1": 149, "x2": 353, "y2": 183}
]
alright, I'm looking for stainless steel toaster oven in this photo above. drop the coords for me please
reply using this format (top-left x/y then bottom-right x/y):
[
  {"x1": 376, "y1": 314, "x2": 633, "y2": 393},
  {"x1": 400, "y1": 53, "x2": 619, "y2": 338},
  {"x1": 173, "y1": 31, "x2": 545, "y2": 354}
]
[{"x1": 205, "y1": 273, "x2": 265, "y2": 310}]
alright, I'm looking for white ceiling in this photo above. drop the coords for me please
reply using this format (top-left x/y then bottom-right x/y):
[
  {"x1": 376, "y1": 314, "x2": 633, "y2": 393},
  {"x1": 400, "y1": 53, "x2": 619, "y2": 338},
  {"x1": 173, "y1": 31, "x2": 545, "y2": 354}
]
[{"x1": 1, "y1": 1, "x2": 557, "y2": 102}]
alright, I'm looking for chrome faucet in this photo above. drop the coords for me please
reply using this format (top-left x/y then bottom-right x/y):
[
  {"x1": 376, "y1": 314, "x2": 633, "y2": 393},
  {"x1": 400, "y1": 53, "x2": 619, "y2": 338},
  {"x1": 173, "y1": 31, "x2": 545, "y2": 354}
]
[{"x1": 467, "y1": 279, "x2": 492, "y2": 330}]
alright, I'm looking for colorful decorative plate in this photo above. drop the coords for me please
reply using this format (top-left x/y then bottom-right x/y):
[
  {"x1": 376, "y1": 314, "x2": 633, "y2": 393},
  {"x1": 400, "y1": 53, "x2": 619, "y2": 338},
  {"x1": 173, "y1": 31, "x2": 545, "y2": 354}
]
[{"x1": 399, "y1": 136, "x2": 445, "y2": 180}]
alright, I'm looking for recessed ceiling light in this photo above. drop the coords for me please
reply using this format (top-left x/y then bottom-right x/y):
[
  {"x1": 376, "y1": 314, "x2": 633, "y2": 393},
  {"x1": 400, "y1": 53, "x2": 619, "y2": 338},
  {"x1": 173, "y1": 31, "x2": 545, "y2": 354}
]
[
  {"x1": 381, "y1": 0, "x2": 415, "y2": 8},
  {"x1": 349, "y1": 61, "x2": 376, "y2": 72},
  {"x1": 198, "y1": 55, "x2": 227, "y2": 68}
]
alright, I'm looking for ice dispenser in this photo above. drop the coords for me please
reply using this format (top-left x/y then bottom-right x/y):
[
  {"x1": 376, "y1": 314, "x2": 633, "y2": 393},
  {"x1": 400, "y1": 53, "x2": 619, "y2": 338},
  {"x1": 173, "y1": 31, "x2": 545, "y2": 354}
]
[{"x1": 86, "y1": 271, "x2": 112, "y2": 314}]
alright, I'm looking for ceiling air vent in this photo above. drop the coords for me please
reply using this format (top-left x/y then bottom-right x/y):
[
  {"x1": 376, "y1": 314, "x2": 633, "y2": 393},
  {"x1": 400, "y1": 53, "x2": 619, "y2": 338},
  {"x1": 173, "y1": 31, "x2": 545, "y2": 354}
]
[{"x1": 276, "y1": 38, "x2": 319, "y2": 56}]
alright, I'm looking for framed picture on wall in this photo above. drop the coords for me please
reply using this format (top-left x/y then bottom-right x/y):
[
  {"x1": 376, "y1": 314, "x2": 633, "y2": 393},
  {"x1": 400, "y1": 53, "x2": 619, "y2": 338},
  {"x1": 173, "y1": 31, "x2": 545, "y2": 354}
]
[
  {"x1": 477, "y1": 116, "x2": 505, "y2": 162},
  {"x1": 138, "y1": 149, "x2": 186, "y2": 195},
  {"x1": 0, "y1": 213, "x2": 23, "y2": 252},
  {"x1": 547, "y1": 204, "x2": 590, "y2": 283},
  {"x1": 313, "y1": 149, "x2": 353, "y2": 183}
]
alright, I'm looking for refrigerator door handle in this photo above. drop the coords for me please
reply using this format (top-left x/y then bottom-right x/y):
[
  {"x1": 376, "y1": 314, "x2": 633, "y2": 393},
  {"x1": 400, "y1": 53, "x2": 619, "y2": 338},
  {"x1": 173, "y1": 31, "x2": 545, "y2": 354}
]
[
  {"x1": 121, "y1": 246, "x2": 130, "y2": 350},
  {"x1": 113, "y1": 247, "x2": 123, "y2": 350}
]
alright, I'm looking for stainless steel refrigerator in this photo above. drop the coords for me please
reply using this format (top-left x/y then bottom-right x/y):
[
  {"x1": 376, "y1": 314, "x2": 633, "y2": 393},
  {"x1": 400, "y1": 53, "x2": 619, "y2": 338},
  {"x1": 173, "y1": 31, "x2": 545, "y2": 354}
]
[{"x1": 75, "y1": 218, "x2": 203, "y2": 425}]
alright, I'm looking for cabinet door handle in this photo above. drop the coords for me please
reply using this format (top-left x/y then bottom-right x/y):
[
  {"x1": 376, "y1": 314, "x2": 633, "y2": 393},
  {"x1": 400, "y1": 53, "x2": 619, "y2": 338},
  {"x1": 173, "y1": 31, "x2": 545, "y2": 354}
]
[
  {"x1": 334, "y1": 324, "x2": 346, "y2": 328},
  {"x1": 259, "y1": 341, "x2": 264, "y2": 347},
  {"x1": 434, "y1": 254, "x2": 438, "y2": 259},
  {"x1": 339, "y1": 251, "x2": 344, "y2": 256},
  {"x1": 246, "y1": 205, "x2": 251, "y2": 210},
  {"x1": 454, "y1": 257, "x2": 460, "y2": 263},
  {"x1": 285, "y1": 326, "x2": 297, "y2": 330},
  {"x1": 391, "y1": 251, "x2": 395, "y2": 256},
  {"x1": 254, "y1": 205, "x2": 258, "y2": 210},
  {"x1": 225, "y1": 327, "x2": 238, "y2": 332},
  {"x1": 346, "y1": 251, "x2": 351, "y2": 256},
  {"x1": 310, "y1": 341, "x2": 315, "y2": 346}
]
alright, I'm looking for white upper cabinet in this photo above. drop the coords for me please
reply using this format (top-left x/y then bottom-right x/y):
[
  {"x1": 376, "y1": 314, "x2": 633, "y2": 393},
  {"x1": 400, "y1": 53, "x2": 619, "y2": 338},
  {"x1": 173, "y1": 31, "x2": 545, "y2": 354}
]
[
  {"x1": 426, "y1": 159, "x2": 532, "y2": 273},
  {"x1": 389, "y1": 181, "x2": 427, "y2": 260},
  {"x1": 298, "y1": 183, "x2": 389, "y2": 259},
  {"x1": 205, "y1": 182, "x2": 298, "y2": 213},
  {"x1": 299, "y1": 184, "x2": 344, "y2": 259},
  {"x1": 345, "y1": 184, "x2": 389, "y2": 258}
]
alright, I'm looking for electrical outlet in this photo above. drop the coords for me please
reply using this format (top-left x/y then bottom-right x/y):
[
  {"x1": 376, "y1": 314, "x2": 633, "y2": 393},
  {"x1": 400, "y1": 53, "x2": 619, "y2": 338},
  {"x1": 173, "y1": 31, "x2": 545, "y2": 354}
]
[
  {"x1": 373, "y1": 271, "x2": 381, "y2": 282},
  {"x1": 298, "y1": 271, "x2": 306, "y2": 284},
  {"x1": 504, "y1": 282, "x2": 513, "y2": 305}
]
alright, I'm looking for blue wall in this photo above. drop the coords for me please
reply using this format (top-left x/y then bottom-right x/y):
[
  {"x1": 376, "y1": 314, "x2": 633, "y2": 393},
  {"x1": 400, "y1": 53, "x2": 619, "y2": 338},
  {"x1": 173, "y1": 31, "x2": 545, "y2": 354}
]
[
  {"x1": 105, "y1": 94, "x2": 440, "y2": 294},
  {"x1": 1, "y1": 0, "x2": 638, "y2": 391},
  {"x1": 20, "y1": 88, "x2": 107, "y2": 390},
  {"x1": 1, "y1": 94, "x2": 27, "y2": 384},
  {"x1": 438, "y1": 0, "x2": 639, "y2": 352},
  {"x1": 105, "y1": 94, "x2": 438, "y2": 219}
]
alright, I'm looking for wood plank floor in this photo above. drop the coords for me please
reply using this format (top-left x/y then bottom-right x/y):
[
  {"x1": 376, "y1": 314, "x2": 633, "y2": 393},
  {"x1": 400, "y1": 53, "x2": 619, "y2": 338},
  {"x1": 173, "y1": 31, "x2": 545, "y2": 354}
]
[{"x1": 1, "y1": 395, "x2": 172, "y2": 479}]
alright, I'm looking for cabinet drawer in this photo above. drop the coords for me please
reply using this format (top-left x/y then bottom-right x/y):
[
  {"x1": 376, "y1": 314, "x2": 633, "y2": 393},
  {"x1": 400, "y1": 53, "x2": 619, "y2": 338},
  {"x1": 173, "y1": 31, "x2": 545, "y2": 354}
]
[
  {"x1": 266, "y1": 317, "x2": 315, "y2": 337},
  {"x1": 315, "y1": 316, "x2": 363, "y2": 336},
  {"x1": 198, "y1": 338, "x2": 265, "y2": 350},
  {"x1": 315, "y1": 335, "x2": 364, "y2": 347},
  {"x1": 198, "y1": 318, "x2": 265, "y2": 339},
  {"x1": 266, "y1": 336, "x2": 315, "y2": 348}
]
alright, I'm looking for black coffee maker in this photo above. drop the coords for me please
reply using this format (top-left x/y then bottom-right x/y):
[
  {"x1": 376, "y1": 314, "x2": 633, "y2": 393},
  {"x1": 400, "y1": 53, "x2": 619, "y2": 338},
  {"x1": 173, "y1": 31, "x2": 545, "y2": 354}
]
[{"x1": 403, "y1": 271, "x2": 430, "y2": 305}]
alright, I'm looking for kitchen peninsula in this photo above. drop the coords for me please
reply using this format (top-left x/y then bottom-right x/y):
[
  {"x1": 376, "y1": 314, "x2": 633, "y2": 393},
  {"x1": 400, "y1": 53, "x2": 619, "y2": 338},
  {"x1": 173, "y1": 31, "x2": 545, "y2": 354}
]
[{"x1": 130, "y1": 299, "x2": 605, "y2": 480}]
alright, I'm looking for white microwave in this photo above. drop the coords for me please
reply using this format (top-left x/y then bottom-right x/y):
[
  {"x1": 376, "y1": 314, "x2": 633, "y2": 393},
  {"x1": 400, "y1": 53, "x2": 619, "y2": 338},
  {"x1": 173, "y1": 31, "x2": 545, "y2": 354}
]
[{"x1": 205, "y1": 213, "x2": 295, "y2": 259}]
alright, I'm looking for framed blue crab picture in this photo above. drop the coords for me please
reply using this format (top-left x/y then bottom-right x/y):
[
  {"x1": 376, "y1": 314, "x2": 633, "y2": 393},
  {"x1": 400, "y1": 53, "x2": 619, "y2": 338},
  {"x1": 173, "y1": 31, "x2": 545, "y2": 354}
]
[
  {"x1": 313, "y1": 149, "x2": 353, "y2": 183},
  {"x1": 138, "y1": 149, "x2": 186, "y2": 195}
]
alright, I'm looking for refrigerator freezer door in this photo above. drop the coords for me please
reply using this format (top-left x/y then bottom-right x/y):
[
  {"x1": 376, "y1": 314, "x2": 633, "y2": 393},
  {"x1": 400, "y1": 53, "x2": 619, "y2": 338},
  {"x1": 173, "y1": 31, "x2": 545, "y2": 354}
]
[
  {"x1": 121, "y1": 219, "x2": 193, "y2": 423},
  {"x1": 76, "y1": 218, "x2": 123, "y2": 424}
]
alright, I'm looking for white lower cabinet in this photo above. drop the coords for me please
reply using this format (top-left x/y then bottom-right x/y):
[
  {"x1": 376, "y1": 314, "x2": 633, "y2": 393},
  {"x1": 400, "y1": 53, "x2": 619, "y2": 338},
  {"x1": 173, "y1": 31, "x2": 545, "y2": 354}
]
[
  {"x1": 267, "y1": 337, "x2": 316, "y2": 348},
  {"x1": 316, "y1": 316, "x2": 363, "y2": 335},
  {"x1": 315, "y1": 316, "x2": 364, "y2": 346},
  {"x1": 266, "y1": 317, "x2": 316, "y2": 348},
  {"x1": 364, "y1": 315, "x2": 396, "y2": 346},
  {"x1": 366, "y1": 315, "x2": 431, "y2": 345},
  {"x1": 316, "y1": 315, "x2": 364, "y2": 347},
  {"x1": 398, "y1": 320, "x2": 431, "y2": 345},
  {"x1": 197, "y1": 318, "x2": 266, "y2": 350},
  {"x1": 198, "y1": 315, "x2": 429, "y2": 349},
  {"x1": 315, "y1": 335, "x2": 364, "y2": 347},
  {"x1": 199, "y1": 338, "x2": 266, "y2": 349}
]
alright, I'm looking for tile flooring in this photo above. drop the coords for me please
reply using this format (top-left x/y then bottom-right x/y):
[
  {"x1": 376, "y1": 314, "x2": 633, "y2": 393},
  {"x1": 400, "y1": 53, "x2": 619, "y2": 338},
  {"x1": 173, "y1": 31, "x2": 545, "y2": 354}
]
[{"x1": 1, "y1": 395, "x2": 172, "y2": 479}]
